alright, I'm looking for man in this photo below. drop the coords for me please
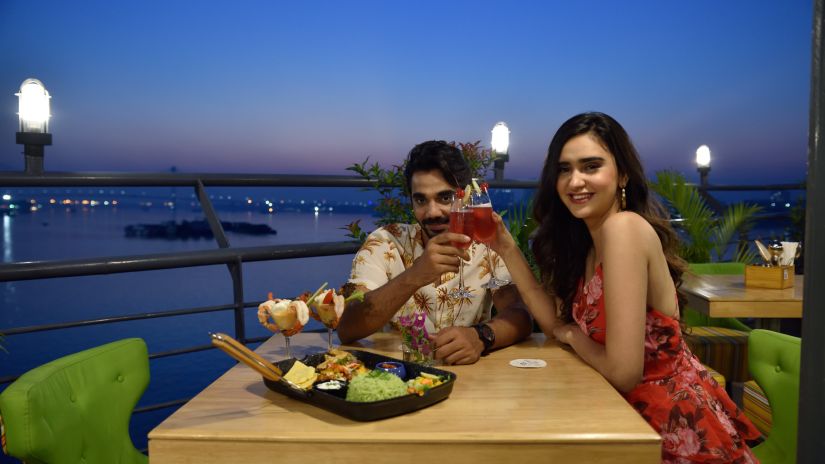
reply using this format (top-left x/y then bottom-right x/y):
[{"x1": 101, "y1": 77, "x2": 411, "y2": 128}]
[{"x1": 337, "y1": 140, "x2": 532, "y2": 364}]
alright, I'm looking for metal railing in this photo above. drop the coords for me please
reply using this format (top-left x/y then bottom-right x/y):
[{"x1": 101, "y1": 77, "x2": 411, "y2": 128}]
[
  {"x1": 0, "y1": 172, "x2": 806, "y2": 406},
  {"x1": 0, "y1": 173, "x2": 377, "y2": 390}
]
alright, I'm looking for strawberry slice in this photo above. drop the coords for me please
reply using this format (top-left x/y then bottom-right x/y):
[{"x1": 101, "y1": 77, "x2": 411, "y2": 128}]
[{"x1": 323, "y1": 289, "x2": 335, "y2": 304}]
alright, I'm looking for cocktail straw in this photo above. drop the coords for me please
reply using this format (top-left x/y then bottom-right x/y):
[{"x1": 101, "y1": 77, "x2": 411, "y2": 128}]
[{"x1": 306, "y1": 282, "x2": 328, "y2": 304}]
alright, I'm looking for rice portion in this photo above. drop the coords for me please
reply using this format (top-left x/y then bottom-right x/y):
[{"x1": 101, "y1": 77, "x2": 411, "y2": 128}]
[{"x1": 345, "y1": 370, "x2": 408, "y2": 402}]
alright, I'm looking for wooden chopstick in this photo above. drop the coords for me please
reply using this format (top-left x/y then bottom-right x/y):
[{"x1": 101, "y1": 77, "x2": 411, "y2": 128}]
[
  {"x1": 210, "y1": 332, "x2": 283, "y2": 382},
  {"x1": 214, "y1": 332, "x2": 284, "y2": 376}
]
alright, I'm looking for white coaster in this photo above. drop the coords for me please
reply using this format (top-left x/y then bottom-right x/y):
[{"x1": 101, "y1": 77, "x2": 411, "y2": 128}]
[{"x1": 509, "y1": 358, "x2": 547, "y2": 368}]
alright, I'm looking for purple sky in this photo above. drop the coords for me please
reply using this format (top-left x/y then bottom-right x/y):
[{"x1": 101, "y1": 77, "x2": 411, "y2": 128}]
[{"x1": 0, "y1": 1, "x2": 813, "y2": 184}]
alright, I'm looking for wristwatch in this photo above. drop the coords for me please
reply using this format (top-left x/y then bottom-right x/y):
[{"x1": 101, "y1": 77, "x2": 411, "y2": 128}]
[{"x1": 473, "y1": 323, "x2": 495, "y2": 356}]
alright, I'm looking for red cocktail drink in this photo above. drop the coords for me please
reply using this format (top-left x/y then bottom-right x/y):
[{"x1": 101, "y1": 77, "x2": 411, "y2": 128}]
[
  {"x1": 449, "y1": 210, "x2": 474, "y2": 249},
  {"x1": 471, "y1": 204, "x2": 495, "y2": 243}
]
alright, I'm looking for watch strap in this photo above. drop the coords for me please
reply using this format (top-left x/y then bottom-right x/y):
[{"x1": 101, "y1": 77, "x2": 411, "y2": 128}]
[{"x1": 473, "y1": 323, "x2": 495, "y2": 355}]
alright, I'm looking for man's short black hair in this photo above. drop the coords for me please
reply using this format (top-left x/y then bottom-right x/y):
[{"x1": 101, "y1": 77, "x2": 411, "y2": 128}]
[{"x1": 403, "y1": 140, "x2": 471, "y2": 194}]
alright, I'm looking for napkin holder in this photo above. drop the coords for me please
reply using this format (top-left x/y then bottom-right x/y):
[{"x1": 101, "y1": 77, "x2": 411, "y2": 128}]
[{"x1": 745, "y1": 265, "x2": 794, "y2": 289}]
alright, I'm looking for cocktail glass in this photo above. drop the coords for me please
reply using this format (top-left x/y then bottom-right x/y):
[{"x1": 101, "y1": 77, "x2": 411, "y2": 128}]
[
  {"x1": 277, "y1": 321, "x2": 305, "y2": 359},
  {"x1": 448, "y1": 190, "x2": 473, "y2": 299},
  {"x1": 257, "y1": 298, "x2": 308, "y2": 359},
  {"x1": 470, "y1": 181, "x2": 511, "y2": 289},
  {"x1": 312, "y1": 300, "x2": 341, "y2": 352}
]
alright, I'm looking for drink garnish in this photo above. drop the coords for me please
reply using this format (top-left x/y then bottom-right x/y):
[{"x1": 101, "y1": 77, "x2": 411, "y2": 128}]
[
  {"x1": 307, "y1": 282, "x2": 328, "y2": 304},
  {"x1": 471, "y1": 179, "x2": 482, "y2": 195},
  {"x1": 463, "y1": 184, "x2": 472, "y2": 205},
  {"x1": 344, "y1": 289, "x2": 365, "y2": 303}
]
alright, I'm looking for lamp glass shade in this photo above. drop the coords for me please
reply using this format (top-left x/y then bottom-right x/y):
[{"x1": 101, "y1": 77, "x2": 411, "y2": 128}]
[
  {"x1": 491, "y1": 122, "x2": 510, "y2": 155},
  {"x1": 695, "y1": 145, "x2": 711, "y2": 168},
  {"x1": 16, "y1": 78, "x2": 51, "y2": 133}
]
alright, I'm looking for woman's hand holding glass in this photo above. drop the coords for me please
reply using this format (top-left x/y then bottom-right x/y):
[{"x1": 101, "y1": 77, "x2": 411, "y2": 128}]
[
  {"x1": 486, "y1": 211, "x2": 519, "y2": 256},
  {"x1": 469, "y1": 182, "x2": 511, "y2": 289}
]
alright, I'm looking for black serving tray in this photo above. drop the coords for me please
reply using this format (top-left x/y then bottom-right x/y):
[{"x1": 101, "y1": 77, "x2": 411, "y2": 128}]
[{"x1": 263, "y1": 349, "x2": 456, "y2": 421}]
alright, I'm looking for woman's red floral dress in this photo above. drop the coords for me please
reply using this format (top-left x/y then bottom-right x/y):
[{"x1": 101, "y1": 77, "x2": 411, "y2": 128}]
[{"x1": 572, "y1": 265, "x2": 761, "y2": 463}]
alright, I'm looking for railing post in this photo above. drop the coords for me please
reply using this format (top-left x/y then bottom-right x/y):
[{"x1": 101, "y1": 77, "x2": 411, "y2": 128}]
[
  {"x1": 195, "y1": 180, "x2": 247, "y2": 340},
  {"x1": 229, "y1": 257, "x2": 246, "y2": 342},
  {"x1": 195, "y1": 180, "x2": 230, "y2": 248}
]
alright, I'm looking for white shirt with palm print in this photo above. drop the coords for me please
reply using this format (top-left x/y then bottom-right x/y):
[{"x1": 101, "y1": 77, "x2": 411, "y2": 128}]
[{"x1": 348, "y1": 223, "x2": 511, "y2": 335}]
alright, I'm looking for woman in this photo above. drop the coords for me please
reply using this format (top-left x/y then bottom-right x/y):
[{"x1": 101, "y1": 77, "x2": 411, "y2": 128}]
[{"x1": 489, "y1": 112, "x2": 760, "y2": 463}]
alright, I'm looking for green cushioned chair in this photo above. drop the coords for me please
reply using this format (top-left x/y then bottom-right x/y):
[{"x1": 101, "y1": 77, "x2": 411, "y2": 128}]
[
  {"x1": 748, "y1": 329, "x2": 800, "y2": 464},
  {"x1": 683, "y1": 262, "x2": 753, "y2": 387},
  {"x1": 0, "y1": 338, "x2": 149, "y2": 464}
]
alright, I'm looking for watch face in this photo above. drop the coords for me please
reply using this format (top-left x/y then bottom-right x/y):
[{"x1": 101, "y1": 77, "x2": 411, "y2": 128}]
[
  {"x1": 481, "y1": 324, "x2": 494, "y2": 341},
  {"x1": 477, "y1": 323, "x2": 494, "y2": 348}
]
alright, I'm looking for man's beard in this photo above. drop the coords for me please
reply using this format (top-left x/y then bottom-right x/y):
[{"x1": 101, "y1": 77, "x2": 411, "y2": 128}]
[{"x1": 420, "y1": 217, "x2": 449, "y2": 238}]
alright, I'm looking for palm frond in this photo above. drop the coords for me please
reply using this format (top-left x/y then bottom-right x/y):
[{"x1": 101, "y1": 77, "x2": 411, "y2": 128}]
[
  {"x1": 734, "y1": 241, "x2": 761, "y2": 264},
  {"x1": 712, "y1": 202, "x2": 762, "y2": 260},
  {"x1": 650, "y1": 171, "x2": 714, "y2": 262},
  {"x1": 505, "y1": 199, "x2": 540, "y2": 277},
  {"x1": 651, "y1": 170, "x2": 763, "y2": 265}
]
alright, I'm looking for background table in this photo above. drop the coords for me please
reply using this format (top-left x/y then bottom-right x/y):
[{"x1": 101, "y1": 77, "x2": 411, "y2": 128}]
[
  {"x1": 681, "y1": 273, "x2": 803, "y2": 330},
  {"x1": 148, "y1": 332, "x2": 660, "y2": 463}
]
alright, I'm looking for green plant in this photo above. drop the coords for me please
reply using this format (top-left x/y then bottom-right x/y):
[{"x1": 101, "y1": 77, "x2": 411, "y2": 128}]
[
  {"x1": 650, "y1": 170, "x2": 761, "y2": 263},
  {"x1": 345, "y1": 158, "x2": 414, "y2": 229},
  {"x1": 504, "y1": 199, "x2": 540, "y2": 278},
  {"x1": 340, "y1": 219, "x2": 368, "y2": 242},
  {"x1": 342, "y1": 141, "x2": 495, "y2": 241},
  {"x1": 455, "y1": 141, "x2": 495, "y2": 182}
]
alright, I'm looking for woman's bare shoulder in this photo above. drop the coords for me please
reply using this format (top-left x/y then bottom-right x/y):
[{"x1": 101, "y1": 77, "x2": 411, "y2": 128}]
[
  {"x1": 603, "y1": 211, "x2": 654, "y2": 234},
  {"x1": 602, "y1": 212, "x2": 660, "y2": 250}
]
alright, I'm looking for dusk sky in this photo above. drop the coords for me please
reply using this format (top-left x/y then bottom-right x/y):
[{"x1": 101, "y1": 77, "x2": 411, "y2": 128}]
[{"x1": 0, "y1": 1, "x2": 813, "y2": 184}]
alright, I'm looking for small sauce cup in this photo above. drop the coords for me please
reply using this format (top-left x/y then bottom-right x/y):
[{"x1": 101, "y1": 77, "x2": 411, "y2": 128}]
[{"x1": 374, "y1": 361, "x2": 406, "y2": 379}]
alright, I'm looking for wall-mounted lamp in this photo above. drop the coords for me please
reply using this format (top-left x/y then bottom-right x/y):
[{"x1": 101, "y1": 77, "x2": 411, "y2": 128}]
[
  {"x1": 695, "y1": 144, "x2": 711, "y2": 186},
  {"x1": 16, "y1": 78, "x2": 52, "y2": 175},
  {"x1": 491, "y1": 122, "x2": 510, "y2": 181}
]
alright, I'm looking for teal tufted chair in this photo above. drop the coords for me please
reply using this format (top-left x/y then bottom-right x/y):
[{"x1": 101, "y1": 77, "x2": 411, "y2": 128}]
[
  {"x1": 0, "y1": 338, "x2": 149, "y2": 464},
  {"x1": 748, "y1": 329, "x2": 800, "y2": 464}
]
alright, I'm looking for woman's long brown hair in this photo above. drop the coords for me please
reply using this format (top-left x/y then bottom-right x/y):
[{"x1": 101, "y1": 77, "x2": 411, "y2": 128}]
[{"x1": 531, "y1": 112, "x2": 686, "y2": 322}]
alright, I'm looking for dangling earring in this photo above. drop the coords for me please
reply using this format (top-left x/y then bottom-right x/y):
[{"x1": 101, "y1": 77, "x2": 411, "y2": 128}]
[{"x1": 620, "y1": 187, "x2": 627, "y2": 210}]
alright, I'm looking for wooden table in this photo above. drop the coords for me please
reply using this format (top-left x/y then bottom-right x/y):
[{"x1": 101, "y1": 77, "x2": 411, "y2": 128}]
[
  {"x1": 148, "y1": 332, "x2": 660, "y2": 463},
  {"x1": 681, "y1": 273, "x2": 804, "y2": 330}
]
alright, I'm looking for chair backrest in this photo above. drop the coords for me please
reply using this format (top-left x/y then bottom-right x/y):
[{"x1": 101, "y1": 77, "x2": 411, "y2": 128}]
[
  {"x1": 0, "y1": 338, "x2": 149, "y2": 464},
  {"x1": 688, "y1": 261, "x2": 746, "y2": 275},
  {"x1": 748, "y1": 329, "x2": 800, "y2": 464}
]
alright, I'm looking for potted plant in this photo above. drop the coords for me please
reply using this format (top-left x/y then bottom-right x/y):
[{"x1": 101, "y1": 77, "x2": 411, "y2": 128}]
[{"x1": 650, "y1": 170, "x2": 761, "y2": 263}]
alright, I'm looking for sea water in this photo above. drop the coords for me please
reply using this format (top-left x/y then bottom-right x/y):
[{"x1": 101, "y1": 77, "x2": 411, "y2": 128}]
[{"x1": 0, "y1": 207, "x2": 374, "y2": 453}]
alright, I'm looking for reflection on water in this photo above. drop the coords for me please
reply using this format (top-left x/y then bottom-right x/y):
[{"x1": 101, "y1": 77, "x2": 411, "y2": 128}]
[{"x1": 2, "y1": 215, "x2": 10, "y2": 263}]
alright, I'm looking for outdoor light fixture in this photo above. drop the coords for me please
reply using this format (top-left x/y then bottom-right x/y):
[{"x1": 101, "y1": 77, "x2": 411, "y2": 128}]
[
  {"x1": 695, "y1": 144, "x2": 711, "y2": 186},
  {"x1": 491, "y1": 121, "x2": 510, "y2": 181},
  {"x1": 15, "y1": 78, "x2": 52, "y2": 175}
]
